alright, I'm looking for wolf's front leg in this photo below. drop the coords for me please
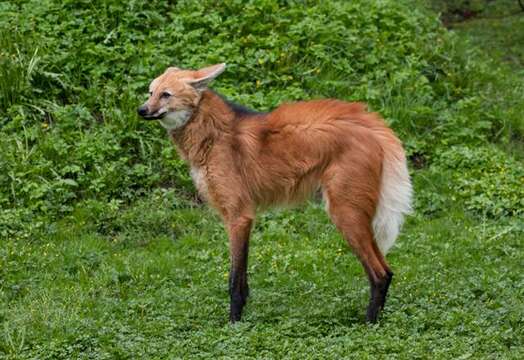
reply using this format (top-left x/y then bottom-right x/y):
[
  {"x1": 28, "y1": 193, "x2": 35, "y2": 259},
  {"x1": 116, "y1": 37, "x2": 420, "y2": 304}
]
[{"x1": 226, "y1": 216, "x2": 253, "y2": 323}]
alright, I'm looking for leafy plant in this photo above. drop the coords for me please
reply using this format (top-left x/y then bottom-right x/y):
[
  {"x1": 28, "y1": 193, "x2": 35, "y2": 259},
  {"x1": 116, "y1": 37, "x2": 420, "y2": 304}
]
[
  {"x1": 1, "y1": 0, "x2": 522, "y2": 231},
  {"x1": 435, "y1": 145, "x2": 524, "y2": 217}
]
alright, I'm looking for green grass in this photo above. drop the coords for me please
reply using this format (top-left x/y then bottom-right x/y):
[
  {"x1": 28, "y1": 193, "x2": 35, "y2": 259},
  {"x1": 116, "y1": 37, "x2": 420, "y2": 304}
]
[
  {"x1": 1, "y1": 0, "x2": 524, "y2": 358},
  {"x1": 2, "y1": 197, "x2": 523, "y2": 358},
  {"x1": 452, "y1": 14, "x2": 524, "y2": 69}
]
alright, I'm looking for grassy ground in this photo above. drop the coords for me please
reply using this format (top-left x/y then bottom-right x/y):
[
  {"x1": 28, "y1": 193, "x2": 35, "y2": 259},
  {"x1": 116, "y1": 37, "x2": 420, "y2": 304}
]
[
  {"x1": 2, "y1": 200, "x2": 523, "y2": 358},
  {"x1": 453, "y1": 4, "x2": 524, "y2": 156},
  {"x1": 1, "y1": 1, "x2": 524, "y2": 358},
  {"x1": 452, "y1": 14, "x2": 524, "y2": 69}
]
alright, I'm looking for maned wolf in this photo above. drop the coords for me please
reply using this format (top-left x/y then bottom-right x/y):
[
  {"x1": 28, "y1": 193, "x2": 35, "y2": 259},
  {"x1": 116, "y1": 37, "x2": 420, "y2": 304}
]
[{"x1": 138, "y1": 64, "x2": 412, "y2": 323}]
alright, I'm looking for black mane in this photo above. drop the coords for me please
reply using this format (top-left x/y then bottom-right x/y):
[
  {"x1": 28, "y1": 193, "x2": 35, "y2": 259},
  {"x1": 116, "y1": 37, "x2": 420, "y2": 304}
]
[{"x1": 213, "y1": 91, "x2": 265, "y2": 117}]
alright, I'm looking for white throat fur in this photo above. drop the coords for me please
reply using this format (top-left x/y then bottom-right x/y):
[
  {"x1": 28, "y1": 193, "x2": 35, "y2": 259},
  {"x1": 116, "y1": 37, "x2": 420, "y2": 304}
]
[{"x1": 158, "y1": 110, "x2": 192, "y2": 130}]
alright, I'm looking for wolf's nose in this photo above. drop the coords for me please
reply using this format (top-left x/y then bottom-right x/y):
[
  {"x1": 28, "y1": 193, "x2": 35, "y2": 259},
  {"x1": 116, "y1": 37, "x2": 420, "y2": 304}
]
[{"x1": 137, "y1": 105, "x2": 148, "y2": 117}]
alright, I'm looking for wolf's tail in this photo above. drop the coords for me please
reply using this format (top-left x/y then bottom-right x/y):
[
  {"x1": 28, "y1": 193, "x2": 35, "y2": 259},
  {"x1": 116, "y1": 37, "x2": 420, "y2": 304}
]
[{"x1": 372, "y1": 144, "x2": 413, "y2": 255}]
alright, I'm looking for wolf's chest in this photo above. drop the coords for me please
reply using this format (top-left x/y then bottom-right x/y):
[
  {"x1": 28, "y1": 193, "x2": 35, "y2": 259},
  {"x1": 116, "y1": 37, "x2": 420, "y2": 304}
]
[{"x1": 190, "y1": 166, "x2": 209, "y2": 199}]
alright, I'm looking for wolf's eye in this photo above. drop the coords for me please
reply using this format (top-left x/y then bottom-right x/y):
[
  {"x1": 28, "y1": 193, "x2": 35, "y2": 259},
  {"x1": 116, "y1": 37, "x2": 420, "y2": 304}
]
[
  {"x1": 148, "y1": 91, "x2": 152, "y2": 96},
  {"x1": 161, "y1": 92, "x2": 172, "y2": 99}
]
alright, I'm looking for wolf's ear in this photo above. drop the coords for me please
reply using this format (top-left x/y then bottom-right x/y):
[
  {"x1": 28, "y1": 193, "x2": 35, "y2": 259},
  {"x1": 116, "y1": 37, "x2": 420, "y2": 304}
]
[{"x1": 188, "y1": 63, "x2": 226, "y2": 90}]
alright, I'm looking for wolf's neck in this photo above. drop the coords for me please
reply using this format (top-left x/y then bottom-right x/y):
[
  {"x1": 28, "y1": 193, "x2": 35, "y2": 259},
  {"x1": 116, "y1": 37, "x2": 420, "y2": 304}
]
[{"x1": 169, "y1": 90, "x2": 234, "y2": 166}]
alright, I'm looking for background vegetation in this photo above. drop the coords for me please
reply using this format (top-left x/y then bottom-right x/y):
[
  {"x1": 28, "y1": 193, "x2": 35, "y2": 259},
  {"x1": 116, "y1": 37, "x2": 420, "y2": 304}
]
[{"x1": 1, "y1": 0, "x2": 523, "y2": 358}]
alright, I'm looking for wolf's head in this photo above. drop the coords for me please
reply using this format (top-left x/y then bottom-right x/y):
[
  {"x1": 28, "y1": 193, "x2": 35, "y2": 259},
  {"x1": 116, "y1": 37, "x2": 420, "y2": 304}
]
[{"x1": 138, "y1": 63, "x2": 225, "y2": 130}]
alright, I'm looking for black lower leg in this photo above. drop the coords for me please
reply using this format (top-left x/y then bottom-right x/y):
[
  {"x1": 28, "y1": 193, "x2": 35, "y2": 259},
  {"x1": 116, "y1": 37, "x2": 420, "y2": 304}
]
[
  {"x1": 229, "y1": 243, "x2": 249, "y2": 323},
  {"x1": 229, "y1": 273, "x2": 243, "y2": 322},
  {"x1": 366, "y1": 270, "x2": 393, "y2": 323}
]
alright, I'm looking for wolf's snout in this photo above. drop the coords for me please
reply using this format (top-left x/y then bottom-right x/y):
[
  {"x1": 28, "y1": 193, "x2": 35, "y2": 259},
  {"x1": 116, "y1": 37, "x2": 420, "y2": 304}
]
[{"x1": 137, "y1": 105, "x2": 149, "y2": 117}]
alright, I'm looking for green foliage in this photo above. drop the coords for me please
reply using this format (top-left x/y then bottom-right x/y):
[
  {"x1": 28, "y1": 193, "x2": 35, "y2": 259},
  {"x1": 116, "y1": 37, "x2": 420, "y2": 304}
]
[
  {"x1": 1, "y1": 1, "x2": 524, "y2": 357},
  {"x1": 439, "y1": 146, "x2": 523, "y2": 216},
  {"x1": 1, "y1": 0, "x2": 522, "y2": 229},
  {"x1": 450, "y1": 9, "x2": 524, "y2": 84},
  {"x1": 0, "y1": 30, "x2": 39, "y2": 112},
  {"x1": 416, "y1": 145, "x2": 524, "y2": 217}
]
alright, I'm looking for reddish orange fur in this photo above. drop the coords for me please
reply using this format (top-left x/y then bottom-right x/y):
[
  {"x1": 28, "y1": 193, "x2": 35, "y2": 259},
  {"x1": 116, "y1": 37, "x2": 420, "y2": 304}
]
[
  {"x1": 140, "y1": 65, "x2": 410, "y2": 323},
  {"x1": 171, "y1": 93, "x2": 402, "y2": 221}
]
